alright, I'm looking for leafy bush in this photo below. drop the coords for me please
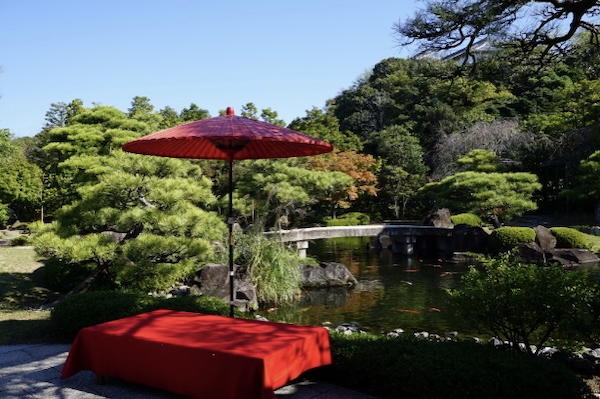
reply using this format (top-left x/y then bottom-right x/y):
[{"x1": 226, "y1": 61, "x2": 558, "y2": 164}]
[
  {"x1": 9, "y1": 235, "x2": 31, "y2": 246},
  {"x1": 550, "y1": 227, "x2": 590, "y2": 249},
  {"x1": 487, "y1": 226, "x2": 535, "y2": 251},
  {"x1": 51, "y1": 290, "x2": 237, "y2": 338},
  {"x1": 325, "y1": 212, "x2": 370, "y2": 226},
  {"x1": 325, "y1": 332, "x2": 592, "y2": 399},
  {"x1": 451, "y1": 213, "x2": 483, "y2": 226},
  {"x1": 448, "y1": 253, "x2": 599, "y2": 353},
  {"x1": 43, "y1": 257, "x2": 98, "y2": 292},
  {"x1": 0, "y1": 203, "x2": 8, "y2": 227}
]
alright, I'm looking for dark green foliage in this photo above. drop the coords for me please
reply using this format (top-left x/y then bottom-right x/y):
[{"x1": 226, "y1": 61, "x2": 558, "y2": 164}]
[
  {"x1": 9, "y1": 236, "x2": 31, "y2": 246},
  {"x1": 43, "y1": 257, "x2": 97, "y2": 292},
  {"x1": 448, "y1": 254, "x2": 599, "y2": 352},
  {"x1": 325, "y1": 212, "x2": 371, "y2": 226},
  {"x1": 326, "y1": 333, "x2": 593, "y2": 399},
  {"x1": 550, "y1": 227, "x2": 590, "y2": 249},
  {"x1": 50, "y1": 290, "x2": 237, "y2": 338},
  {"x1": 487, "y1": 226, "x2": 535, "y2": 251},
  {"x1": 450, "y1": 213, "x2": 482, "y2": 227}
]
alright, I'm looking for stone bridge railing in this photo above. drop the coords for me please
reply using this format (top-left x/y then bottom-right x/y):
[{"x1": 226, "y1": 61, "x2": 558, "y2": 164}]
[{"x1": 264, "y1": 225, "x2": 453, "y2": 257}]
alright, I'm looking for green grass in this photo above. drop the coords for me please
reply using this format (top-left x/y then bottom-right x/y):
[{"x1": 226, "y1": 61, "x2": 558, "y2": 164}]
[{"x1": 0, "y1": 246, "x2": 64, "y2": 345}]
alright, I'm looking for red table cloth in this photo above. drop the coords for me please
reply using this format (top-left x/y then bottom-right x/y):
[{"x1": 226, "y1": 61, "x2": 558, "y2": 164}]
[{"x1": 62, "y1": 309, "x2": 332, "y2": 399}]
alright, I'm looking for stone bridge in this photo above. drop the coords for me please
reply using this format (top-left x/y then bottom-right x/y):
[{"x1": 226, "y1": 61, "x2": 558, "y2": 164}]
[{"x1": 264, "y1": 225, "x2": 455, "y2": 258}]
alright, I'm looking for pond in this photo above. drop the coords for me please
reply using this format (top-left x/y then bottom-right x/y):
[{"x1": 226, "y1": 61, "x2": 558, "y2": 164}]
[{"x1": 266, "y1": 237, "x2": 600, "y2": 339}]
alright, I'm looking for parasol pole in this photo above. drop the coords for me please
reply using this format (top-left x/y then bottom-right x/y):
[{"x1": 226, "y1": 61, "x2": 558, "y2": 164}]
[{"x1": 227, "y1": 159, "x2": 235, "y2": 317}]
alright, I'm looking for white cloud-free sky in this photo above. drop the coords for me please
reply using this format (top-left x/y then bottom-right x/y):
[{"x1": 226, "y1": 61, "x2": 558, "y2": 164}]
[{"x1": 1, "y1": 1, "x2": 420, "y2": 137}]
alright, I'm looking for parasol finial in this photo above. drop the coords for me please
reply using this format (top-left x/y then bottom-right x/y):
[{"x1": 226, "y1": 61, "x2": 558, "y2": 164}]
[{"x1": 226, "y1": 107, "x2": 234, "y2": 116}]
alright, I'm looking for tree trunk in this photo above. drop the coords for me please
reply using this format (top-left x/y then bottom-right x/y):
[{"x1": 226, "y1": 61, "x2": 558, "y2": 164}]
[
  {"x1": 40, "y1": 263, "x2": 110, "y2": 310},
  {"x1": 595, "y1": 201, "x2": 600, "y2": 225},
  {"x1": 489, "y1": 214, "x2": 502, "y2": 228}
]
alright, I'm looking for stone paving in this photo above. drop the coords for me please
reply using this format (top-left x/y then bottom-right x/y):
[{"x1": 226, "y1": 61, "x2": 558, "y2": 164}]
[{"x1": 0, "y1": 344, "x2": 378, "y2": 399}]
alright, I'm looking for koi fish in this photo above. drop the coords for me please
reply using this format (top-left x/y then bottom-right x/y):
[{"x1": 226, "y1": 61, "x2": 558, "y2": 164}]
[
  {"x1": 394, "y1": 309, "x2": 421, "y2": 315},
  {"x1": 402, "y1": 269, "x2": 420, "y2": 272},
  {"x1": 428, "y1": 308, "x2": 441, "y2": 312}
]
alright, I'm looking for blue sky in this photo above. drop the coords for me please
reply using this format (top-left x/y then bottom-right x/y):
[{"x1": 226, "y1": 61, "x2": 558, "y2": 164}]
[{"x1": 1, "y1": 1, "x2": 420, "y2": 137}]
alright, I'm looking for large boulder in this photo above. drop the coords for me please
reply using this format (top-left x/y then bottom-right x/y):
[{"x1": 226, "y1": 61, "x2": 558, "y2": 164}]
[
  {"x1": 534, "y1": 225, "x2": 557, "y2": 251},
  {"x1": 190, "y1": 263, "x2": 258, "y2": 311},
  {"x1": 519, "y1": 244, "x2": 600, "y2": 266},
  {"x1": 299, "y1": 262, "x2": 358, "y2": 288},
  {"x1": 421, "y1": 208, "x2": 453, "y2": 228}
]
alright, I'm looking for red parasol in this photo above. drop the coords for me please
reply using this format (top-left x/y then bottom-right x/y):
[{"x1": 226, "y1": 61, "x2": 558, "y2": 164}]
[{"x1": 122, "y1": 107, "x2": 333, "y2": 316}]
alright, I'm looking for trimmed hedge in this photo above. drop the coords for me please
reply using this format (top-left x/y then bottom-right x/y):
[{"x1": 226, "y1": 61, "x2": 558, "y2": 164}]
[
  {"x1": 451, "y1": 213, "x2": 483, "y2": 227},
  {"x1": 550, "y1": 227, "x2": 590, "y2": 249},
  {"x1": 487, "y1": 226, "x2": 536, "y2": 252},
  {"x1": 324, "y1": 332, "x2": 593, "y2": 399},
  {"x1": 51, "y1": 290, "x2": 238, "y2": 338},
  {"x1": 325, "y1": 212, "x2": 371, "y2": 226}
]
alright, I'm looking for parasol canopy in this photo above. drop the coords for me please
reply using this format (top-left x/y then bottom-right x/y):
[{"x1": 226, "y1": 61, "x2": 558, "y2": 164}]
[{"x1": 122, "y1": 107, "x2": 332, "y2": 161}]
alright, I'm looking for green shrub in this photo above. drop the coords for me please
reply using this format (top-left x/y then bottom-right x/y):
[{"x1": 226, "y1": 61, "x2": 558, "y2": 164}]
[
  {"x1": 43, "y1": 257, "x2": 97, "y2": 292},
  {"x1": 448, "y1": 253, "x2": 599, "y2": 352},
  {"x1": 51, "y1": 290, "x2": 237, "y2": 338},
  {"x1": 451, "y1": 213, "x2": 483, "y2": 227},
  {"x1": 325, "y1": 332, "x2": 592, "y2": 399},
  {"x1": 550, "y1": 227, "x2": 590, "y2": 249},
  {"x1": 487, "y1": 226, "x2": 535, "y2": 251},
  {"x1": 325, "y1": 212, "x2": 370, "y2": 226},
  {"x1": 9, "y1": 235, "x2": 31, "y2": 246}
]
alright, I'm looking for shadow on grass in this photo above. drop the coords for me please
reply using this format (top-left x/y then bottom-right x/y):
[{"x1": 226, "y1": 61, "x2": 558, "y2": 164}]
[{"x1": 0, "y1": 266, "x2": 61, "y2": 309}]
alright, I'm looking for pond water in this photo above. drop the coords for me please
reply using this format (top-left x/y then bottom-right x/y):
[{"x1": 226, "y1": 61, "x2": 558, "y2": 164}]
[{"x1": 266, "y1": 237, "x2": 600, "y2": 339}]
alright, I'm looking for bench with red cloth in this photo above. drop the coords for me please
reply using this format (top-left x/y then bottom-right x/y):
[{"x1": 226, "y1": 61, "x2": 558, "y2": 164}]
[{"x1": 62, "y1": 309, "x2": 332, "y2": 399}]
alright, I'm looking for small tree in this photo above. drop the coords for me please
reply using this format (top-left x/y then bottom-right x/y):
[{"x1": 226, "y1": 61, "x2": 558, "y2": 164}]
[
  {"x1": 419, "y1": 170, "x2": 541, "y2": 226},
  {"x1": 449, "y1": 253, "x2": 599, "y2": 354},
  {"x1": 562, "y1": 150, "x2": 600, "y2": 223}
]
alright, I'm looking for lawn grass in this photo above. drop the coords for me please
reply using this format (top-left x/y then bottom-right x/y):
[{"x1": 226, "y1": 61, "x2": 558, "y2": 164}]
[{"x1": 0, "y1": 246, "x2": 65, "y2": 345}]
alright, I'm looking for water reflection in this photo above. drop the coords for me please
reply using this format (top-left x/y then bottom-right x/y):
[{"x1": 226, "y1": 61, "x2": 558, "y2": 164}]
[
  {"x1": 267, "y1": 236, "x2": 600, "y2": 339},
  {"x1": 268, "y1": 237, "x2": 474, "y2": 336}
]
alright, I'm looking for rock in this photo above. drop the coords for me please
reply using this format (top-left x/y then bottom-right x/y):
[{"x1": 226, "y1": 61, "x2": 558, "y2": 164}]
[
  {"x1": 518, "y1": 242, "x2": 548, "y2": 264},
  {"x1": 569, "y1": 354, "x2": 596, "y2": 374},
  {"x1": 519, "y1": 244, "x2": 600, "y2": 266},
  {"x1": 534, "y1": 225, "x2": 556, "y2": 251},
  {"x1": 191, "y1": 263, "x2": 258, "y2": 311},
  {"x1": 421, "y1": 208, "x2": 453, "y2": 228},
  {"x1": 549, "y1": 248, "x2": 600, "y2": 265},
  {"x1": 299, "y1": 262, "x2": 358, "y2": 288}
]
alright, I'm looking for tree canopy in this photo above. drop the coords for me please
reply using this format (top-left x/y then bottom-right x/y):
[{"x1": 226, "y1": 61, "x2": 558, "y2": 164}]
[{"x1": 395, "y1": 0, "x2": 600, "y2": 65}]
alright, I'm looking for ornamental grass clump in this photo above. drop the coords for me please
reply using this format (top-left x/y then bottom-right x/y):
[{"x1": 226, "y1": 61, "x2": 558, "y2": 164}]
[{"x1": 234, "y1": 232, "x2": 303, "y2": 305}]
